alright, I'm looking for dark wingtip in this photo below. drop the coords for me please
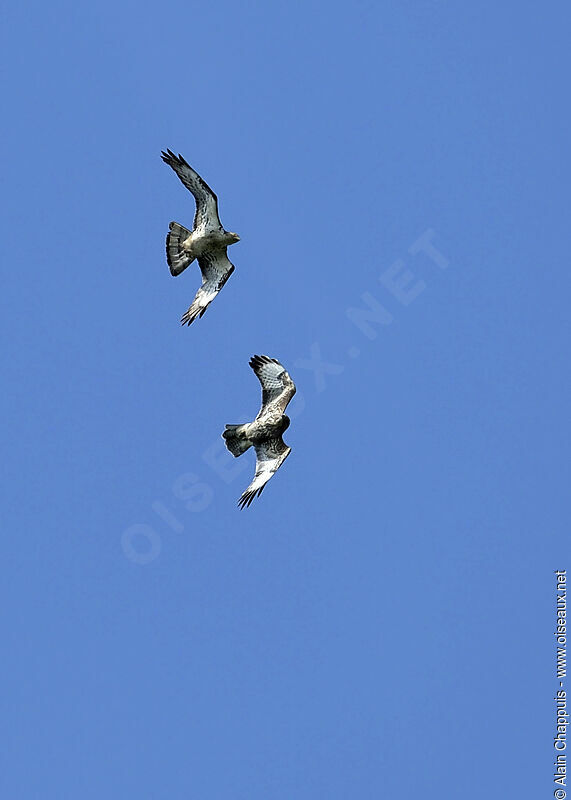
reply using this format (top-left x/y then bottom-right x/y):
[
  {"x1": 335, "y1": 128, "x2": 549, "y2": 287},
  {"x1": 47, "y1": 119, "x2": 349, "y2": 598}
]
[
  {"x1": 180, "y1": 311, "x2": 197, "y2": 326},
  {"x1": 237, "y1": 484, "x2": 266, "y2": 509},
  {"x1": 249, "y1": 354, "x2": 268, "y2": 369},
  {"x1": 161, "y1": 149, "x2": 183, "y2": 166},
  {"x1": 249, "y1": 354, "x2": 280, "y2": 372},
  {"x1": 238, "y1": 491, "x2": 252, "y2": 509}
]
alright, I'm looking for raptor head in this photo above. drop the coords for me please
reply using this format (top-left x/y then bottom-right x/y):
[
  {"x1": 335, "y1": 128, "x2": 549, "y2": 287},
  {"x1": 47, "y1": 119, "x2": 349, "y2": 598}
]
[{"x1": 227, "y1": 231, "x2": 240, "y2": 244}]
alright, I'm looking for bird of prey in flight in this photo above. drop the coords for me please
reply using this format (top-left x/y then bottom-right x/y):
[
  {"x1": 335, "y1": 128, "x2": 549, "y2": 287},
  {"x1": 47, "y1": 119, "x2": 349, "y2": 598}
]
[
  {"x1": 161, "y1": 150, "x2": 240, "y2": 326},
  {"x1": 223, "y1": 356, "x2": 296, "y2": 508}
]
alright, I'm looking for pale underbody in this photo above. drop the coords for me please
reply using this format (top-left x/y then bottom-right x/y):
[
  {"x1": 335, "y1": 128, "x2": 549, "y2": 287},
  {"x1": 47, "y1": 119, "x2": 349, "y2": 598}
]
[{"x1": 182, "y1": 229, "x2": 239, "y2": 259}]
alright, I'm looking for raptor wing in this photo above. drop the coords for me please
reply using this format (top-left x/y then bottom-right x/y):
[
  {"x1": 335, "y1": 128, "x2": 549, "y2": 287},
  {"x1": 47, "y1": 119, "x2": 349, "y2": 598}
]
[
  {"x1": 180, "y1": 250, "x2": 235, "y2": 326},
  {"x1": 249, "y1": 355, "x2": 296, "y2": 417},
  {"x1": 238, "y1": 437, "x2": 291, "y2": 509},
  {"x1": 161, "y1": 150, "x2": 223, "y2": 232}
]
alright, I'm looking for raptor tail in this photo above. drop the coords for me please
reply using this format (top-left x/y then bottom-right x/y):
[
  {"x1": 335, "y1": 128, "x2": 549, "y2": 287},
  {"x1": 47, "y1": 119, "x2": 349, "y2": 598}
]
[
  {"x1": 166, "y1": 221, "x2": 194, "y2": 276},
  {"x1": 222, "y1": 424, "x2": 252, "y2": 457}
]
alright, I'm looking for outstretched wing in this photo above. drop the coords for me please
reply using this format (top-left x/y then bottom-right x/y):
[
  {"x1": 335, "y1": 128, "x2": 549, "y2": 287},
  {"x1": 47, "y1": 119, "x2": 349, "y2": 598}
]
[
  {"x1": 180, "y1": 250, "x2": 235, "y2": 326},
  {"x1": 161, "y1": 150, "x2": 223, "y2": 232},
  {"x1": 238, "y1": 437, "x2": 291, "y2": 509},
  {"x1": 249, "y1": 355, "x2": 296, "y2": 416}
]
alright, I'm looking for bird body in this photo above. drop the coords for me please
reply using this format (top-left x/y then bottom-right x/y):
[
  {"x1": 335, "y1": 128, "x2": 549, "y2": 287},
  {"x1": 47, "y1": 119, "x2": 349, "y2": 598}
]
[
  {"x1": 161, "y1": 150, "x2": 240, "y2": 325},
  {"x1": 223, "y1": 356, "x2": 296, "y2": 508},
  {"x1": 178, "y1": 228, "x2": 240, "y2": 260}
]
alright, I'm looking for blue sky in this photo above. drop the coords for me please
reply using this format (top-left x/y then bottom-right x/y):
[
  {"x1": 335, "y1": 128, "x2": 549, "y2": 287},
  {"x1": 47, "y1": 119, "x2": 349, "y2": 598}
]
[{"x1": 2, "y1": 1, "x2": 569, "y2": 797}]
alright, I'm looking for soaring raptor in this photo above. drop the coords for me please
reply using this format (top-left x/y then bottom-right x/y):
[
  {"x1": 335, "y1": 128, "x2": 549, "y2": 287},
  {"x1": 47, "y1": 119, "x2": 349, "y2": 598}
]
[
  {"x1": 223, "y1": 356, "x2": 296, "y2": 509},
  {"x1": 161, "y1": 150, "x2": 240, "y2": 326}
]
